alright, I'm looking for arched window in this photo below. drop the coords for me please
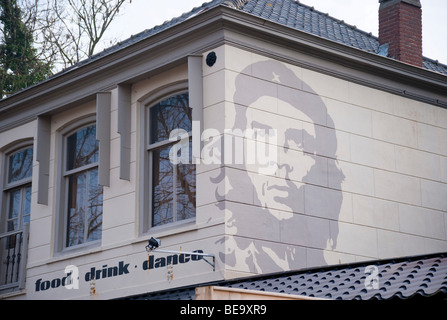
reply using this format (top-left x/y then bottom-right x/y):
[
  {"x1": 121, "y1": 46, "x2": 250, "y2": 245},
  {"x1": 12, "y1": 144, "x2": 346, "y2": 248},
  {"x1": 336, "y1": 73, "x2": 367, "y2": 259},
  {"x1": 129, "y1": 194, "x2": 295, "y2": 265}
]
[
  {"x1": 62, "y1": 122, "x2": 103, "y2": 248},
  {"x1": 2, "y1": 144, "x2": 33, "y2": 233},
  {"x1": 145, "y1": 92, "x2": 196, "y2": 228},
  {"x1": 1, "y1": 142, "x2": 33, "y2": 289}
]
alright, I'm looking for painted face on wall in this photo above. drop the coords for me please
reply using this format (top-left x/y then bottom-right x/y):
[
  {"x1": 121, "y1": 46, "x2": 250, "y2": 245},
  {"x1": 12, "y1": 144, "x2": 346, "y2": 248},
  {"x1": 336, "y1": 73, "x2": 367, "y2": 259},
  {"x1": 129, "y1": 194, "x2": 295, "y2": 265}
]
[
  {"x1": 248, "y1": 99, "x2": 317, "y2": 215},
  {"x1": 215, "y1": 59, "x2": 344, "y2": 274}
]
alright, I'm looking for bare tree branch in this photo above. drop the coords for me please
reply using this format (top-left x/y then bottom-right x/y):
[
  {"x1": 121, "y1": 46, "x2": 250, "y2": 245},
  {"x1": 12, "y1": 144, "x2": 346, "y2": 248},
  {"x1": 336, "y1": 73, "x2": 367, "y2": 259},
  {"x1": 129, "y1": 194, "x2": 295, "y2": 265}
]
[{"x1": 18, "y1": 0, "x2": 129, "y2": 72}]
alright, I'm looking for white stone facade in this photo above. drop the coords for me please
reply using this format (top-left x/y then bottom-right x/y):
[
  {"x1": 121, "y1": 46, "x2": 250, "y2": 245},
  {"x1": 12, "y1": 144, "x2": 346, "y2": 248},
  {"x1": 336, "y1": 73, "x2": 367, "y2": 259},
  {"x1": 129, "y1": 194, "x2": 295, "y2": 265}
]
[{"x1": 0, "y1": 36, "x2": 446, "y2": 299}]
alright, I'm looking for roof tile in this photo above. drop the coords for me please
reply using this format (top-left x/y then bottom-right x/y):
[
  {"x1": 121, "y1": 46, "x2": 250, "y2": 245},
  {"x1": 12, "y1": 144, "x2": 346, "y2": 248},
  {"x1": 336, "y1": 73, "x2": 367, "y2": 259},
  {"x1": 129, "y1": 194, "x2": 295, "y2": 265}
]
[
  {"x1": 123, "y1": 252, "x2": 447, "y2": 300},
  {"x1": 233, "y1": 0, "x2": 445, "y2": 74}
]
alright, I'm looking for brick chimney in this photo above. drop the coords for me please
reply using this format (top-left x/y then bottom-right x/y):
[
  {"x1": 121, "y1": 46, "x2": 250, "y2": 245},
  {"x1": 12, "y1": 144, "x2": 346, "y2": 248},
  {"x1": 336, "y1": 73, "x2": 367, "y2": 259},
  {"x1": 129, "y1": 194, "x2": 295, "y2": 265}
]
[{"x1": 378, "y1": 0, "x2": 423, "y2": 67}]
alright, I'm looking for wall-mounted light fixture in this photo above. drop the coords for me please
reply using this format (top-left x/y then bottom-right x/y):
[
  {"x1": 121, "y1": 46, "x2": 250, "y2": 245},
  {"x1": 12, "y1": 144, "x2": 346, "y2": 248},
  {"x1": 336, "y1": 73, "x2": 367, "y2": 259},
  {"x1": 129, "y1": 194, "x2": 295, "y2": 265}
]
[{"x1": 145, "y1": 237, "x2": 216, "y2": 271}]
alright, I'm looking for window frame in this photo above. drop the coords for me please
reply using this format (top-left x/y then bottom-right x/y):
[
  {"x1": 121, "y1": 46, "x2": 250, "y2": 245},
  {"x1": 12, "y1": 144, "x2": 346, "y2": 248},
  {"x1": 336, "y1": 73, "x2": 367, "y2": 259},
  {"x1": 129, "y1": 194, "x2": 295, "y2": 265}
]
[
  {"x1": 1, "y1": 141, "x2": 34, "y2": 234},
  {"x1": 55, "y1": 115, "x2": 103, "y2": 254},
  {"x1": 139, "y1": 82, "x2": 196, "y2": 234}
]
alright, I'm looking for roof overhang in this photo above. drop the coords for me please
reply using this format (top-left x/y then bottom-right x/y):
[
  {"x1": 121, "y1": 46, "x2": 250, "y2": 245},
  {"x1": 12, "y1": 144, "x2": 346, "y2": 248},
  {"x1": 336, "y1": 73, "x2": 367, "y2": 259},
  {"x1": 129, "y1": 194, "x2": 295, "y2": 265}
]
[
  {"x1": 122, "y1": 252, "x2": 447, "y2": 300},
  {"x1": 1, "y1": 5, "x2": 446, "y2": 132},
  {"x1": 217, "y1": 5, "x2": 447, "y2": 101}
]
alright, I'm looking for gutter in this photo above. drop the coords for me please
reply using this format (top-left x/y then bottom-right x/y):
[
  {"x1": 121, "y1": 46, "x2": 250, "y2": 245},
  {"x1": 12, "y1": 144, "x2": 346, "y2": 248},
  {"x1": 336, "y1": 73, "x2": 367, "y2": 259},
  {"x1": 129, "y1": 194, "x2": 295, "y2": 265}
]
[{"x1": 1, "y1": 4, "x2": 446, "y2": 130}]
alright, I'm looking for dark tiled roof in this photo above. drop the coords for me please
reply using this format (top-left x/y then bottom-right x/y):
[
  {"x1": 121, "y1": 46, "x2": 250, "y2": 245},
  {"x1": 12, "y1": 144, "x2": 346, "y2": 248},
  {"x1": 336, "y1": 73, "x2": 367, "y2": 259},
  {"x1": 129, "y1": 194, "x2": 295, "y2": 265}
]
[
  {"x1": 224, "y1": 252, "x2": 447, "y2": 300},
  {"x1": 423, "y1": 57, "x2": 447, "y2": 75},
  {"x1": 82, "y1": 0, "x2": 446, "y2": 76},
  {"x1": 242, "y1": 0, "x2": 380, "y2": 53},
  {"x1": 124, "y1": 252, "x2": 447, "y2": 300},
  {"x1": 235, "y1": 0, "x2": 447, "y2": 75},
  {"x1": 4, "y1": 0, "x2": 446, "y2": 100}
]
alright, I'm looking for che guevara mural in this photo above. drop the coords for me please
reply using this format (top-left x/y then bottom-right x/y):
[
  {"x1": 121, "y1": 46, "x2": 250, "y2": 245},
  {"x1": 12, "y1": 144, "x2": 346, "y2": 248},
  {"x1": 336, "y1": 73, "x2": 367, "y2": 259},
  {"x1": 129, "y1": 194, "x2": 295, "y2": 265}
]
[{"x1": 204, "y1": 59, "x2": 345, "y2": 274}]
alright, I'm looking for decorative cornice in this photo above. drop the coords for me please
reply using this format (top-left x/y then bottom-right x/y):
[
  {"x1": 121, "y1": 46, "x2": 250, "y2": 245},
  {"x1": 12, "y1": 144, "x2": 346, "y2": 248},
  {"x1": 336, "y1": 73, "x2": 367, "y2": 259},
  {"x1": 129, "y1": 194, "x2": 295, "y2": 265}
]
[{"x1": 0, "y1": 5, "x2": 446, "y2": 133}]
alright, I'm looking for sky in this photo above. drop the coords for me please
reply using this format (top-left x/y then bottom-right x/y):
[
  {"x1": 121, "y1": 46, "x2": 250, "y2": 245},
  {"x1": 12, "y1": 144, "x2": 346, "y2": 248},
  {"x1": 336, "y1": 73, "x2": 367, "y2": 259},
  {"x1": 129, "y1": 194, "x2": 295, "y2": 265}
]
[{"x1": 106, "y1": 0, "x2": 447, "y2": 65}]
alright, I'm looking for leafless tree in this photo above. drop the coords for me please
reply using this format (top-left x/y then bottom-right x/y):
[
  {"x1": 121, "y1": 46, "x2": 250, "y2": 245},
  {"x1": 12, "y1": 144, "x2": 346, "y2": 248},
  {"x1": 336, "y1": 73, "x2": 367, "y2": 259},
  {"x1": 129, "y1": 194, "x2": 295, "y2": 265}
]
[{"x1": 19, "y1": 0, "x2": 130, "y2": 72}]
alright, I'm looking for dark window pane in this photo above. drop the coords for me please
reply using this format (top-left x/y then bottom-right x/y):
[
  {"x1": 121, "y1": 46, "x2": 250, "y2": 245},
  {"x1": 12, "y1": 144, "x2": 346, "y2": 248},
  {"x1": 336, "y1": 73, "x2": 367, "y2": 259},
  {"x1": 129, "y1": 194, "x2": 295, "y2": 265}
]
[
  {"x1": 87, "y1": 169, "x2": 103, "y2": 242},
  {"x1": 65, "y1": 124, "x2": 102, "y2": 248},
  {"x1": 7, "y1": 221, "x2": 17, "y2": 232},
  {"x1": 67, "y1": 172, "x2": 87, "y2": 247},
  {"x1": 152, "y1": 145, "x2": 174, "y2": 226},
  {"x1": 150, "y1": 93, "x2": 191, "y2": 144},
  {"x1": 23, "y1": 186, "x2": 31, "y2": 226},
  {"x1": 66, "y1": 168, "x2": 103, "y2": 247},
  {"x1": 176, "y1": 140, "x2": 196, "y2": 221},
  {"x1": 149, "y1": 93, "x2": 196, "y2": 228},
  {"x1": 6, "y1": 186, "x2": 31, "y2": 231},
  {"x1": 8, "y1": 189, "x2": 21, "y2": 221},
  {"x1": 8, "y1": 147, "x2": 33, "y2": 183},
  {"x1": 67, "y1": 125, "x2": 99, "y2": 171}
]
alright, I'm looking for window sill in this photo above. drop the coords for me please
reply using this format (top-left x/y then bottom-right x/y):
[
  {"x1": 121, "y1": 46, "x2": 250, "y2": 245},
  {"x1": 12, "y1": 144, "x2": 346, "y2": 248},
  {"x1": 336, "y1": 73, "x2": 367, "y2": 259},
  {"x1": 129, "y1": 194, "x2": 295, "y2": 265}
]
[
  {"x1": 54, "y1": 240, "x2": 102, "y2": 258},
  {"x1": 0, "y1": 288, "x2": 26, "y2": 299},
  {"x1": 139, "y1": 219, "x2": 198, "y2": 241}
]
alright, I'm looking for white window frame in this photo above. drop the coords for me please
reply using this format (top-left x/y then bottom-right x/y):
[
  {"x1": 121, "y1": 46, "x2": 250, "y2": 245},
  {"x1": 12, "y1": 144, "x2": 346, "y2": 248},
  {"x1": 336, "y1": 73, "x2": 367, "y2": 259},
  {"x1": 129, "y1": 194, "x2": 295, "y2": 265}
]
[
  {"x1": 1, "y1": 141, "x2": 33, "y2": 234},
  {"x1": 139, "y1": 83, "x2": 196, "y2": 234},
  {"x1": 55, "y1": 116, "x2": 103, "y2": 254}
]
